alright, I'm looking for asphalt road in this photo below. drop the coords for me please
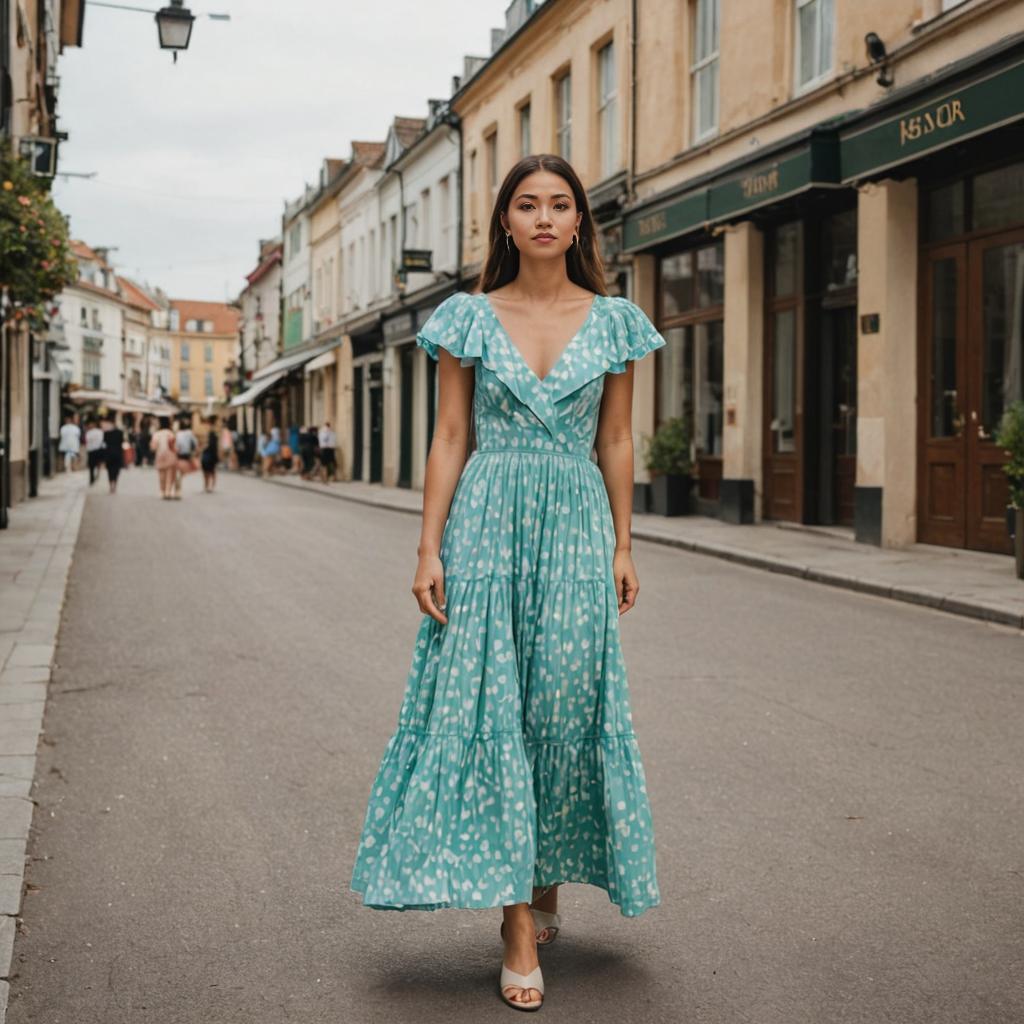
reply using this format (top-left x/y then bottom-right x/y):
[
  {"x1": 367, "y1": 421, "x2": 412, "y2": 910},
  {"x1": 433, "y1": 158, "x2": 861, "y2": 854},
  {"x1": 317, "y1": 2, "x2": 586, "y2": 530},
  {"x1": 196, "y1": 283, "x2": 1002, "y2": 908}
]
[{"x1": 7, "y1": 465, "x2": 1023, "y2": 1023}]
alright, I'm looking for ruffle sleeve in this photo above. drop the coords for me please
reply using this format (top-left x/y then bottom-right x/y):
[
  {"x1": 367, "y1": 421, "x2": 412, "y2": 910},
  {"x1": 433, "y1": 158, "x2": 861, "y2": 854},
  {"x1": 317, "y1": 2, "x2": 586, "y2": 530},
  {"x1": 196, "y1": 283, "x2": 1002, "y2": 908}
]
[
  {"x1": 604, "y1": 296, "x2": 667, "y2": 373},
  {"x1": 415, "y1": 291, "x2": 484, "y2": 367}
]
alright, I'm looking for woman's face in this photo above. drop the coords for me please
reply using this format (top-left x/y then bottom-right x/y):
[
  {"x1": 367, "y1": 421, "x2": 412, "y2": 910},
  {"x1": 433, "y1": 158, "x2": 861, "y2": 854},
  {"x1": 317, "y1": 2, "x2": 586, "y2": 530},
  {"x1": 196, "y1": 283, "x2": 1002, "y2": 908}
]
[{"x1": 501, "y1": 169, "x2": 582, "y2": 264}]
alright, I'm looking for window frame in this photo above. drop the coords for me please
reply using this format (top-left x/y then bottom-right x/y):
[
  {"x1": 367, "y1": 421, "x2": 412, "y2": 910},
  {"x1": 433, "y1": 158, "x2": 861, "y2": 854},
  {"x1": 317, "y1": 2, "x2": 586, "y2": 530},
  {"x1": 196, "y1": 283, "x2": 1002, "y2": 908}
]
[
  {"x1": 691, "y1": 0, "x2": 720, "y2": 144},
  {"x1": 597, "y1": 40, "x2": 618, "y2": 179},
  {"x1": 794, "y1": 0, "x2": 835, "y2": 96}
]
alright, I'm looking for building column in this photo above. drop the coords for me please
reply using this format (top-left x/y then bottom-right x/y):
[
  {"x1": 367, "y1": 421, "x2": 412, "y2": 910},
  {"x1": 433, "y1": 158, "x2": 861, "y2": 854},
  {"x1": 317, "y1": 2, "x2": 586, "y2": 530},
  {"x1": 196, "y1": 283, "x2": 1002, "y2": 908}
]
[
  {"x1": 855, "y1": 177, "x2": 918, "y2": 547},
  {"x1": 336, "y1": 340, "x2": 353, "y2": 481},
  {"x1": 381, "y1": 345, "x2": 400, "y2": 487},
  {"x1": 412, "y1": 347, "x2": 430, "y2": 490},
  {"x1": 721, "y1": 221, "x2": 765, "y2": 523},
  {"x1": 630, "y1": 253, "x2": 659, "y2": 498}
]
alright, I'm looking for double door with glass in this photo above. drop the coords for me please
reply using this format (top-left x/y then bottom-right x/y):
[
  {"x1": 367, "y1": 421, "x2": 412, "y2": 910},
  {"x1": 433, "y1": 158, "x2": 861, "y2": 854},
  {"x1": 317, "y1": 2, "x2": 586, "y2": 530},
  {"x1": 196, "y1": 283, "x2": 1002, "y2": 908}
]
[{"x1": 920, "y1": 230, "x2": 1023, "y2": 553}]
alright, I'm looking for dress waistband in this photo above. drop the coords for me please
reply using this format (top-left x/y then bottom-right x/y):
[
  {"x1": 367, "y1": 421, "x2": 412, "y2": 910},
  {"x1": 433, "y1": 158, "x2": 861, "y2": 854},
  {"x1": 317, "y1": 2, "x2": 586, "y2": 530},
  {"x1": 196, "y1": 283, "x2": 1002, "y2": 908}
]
[{"x1": 473, "y1": 447, "x2": 595, "y2": 461}]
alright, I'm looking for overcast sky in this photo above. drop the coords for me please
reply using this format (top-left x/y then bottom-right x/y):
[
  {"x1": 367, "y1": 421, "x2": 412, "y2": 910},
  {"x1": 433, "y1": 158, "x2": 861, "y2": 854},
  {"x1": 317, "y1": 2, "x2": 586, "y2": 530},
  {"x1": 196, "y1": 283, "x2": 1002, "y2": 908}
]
[{"x1": 51, "y1": 0, "x2": 506, "y2": 302}]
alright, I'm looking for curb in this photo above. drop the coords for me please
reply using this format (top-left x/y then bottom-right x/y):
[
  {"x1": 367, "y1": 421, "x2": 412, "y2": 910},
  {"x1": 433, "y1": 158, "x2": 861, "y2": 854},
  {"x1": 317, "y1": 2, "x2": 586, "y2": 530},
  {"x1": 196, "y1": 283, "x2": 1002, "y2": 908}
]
[
  {"x1": 256, "y1": 473, "x2": 1023, "y2": 632},
  {"x1": 0, "y1": 478, "x2": 87, "y2": 1022}
]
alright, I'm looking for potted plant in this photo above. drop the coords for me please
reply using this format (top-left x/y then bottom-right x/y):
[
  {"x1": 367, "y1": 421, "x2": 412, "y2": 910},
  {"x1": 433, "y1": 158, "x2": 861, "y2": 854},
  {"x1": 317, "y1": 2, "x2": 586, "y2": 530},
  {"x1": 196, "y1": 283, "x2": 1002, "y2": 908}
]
[
  {"x1": 643, "y1": 416, "x2": 693, "y2": 516},
  {"x1": 994, "y1": 400, "x2": 1024, "y2": 580}
]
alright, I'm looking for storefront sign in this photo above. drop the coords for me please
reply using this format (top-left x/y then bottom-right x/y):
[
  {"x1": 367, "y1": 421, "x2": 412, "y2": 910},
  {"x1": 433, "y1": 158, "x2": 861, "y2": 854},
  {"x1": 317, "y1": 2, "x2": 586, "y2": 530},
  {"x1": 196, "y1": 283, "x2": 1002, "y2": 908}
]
[
  {"x1": 841, "y1": 56, "x2": 1024, "y2": 182},
  {"x1": 383, "y1": 310, "x2": 414, "y2": 345},
  {"x1": 623, "y1": 190, "x2": 708, "y2": 251},
  {"x1": 707, "y1": 134, "x2": 840, "y2": 221}
]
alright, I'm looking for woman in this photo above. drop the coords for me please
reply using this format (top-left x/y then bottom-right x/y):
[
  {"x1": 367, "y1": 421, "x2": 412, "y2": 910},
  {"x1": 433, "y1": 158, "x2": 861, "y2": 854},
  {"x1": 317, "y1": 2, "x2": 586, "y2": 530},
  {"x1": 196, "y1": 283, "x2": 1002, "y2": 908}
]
[
  {"x1": 150, "y1": 416, "x2": 177, "y2": 499},
  {"x1": 261, "y1": 426, "x2": 281, "y2": 477},
  {"x1": 349, "y1": 155, "x2": 665, "y2": 1011},
  {"x1": 200, "y1": 416, "x2": 219, "y2": 493},
  {"x1": 173, "y1": 419, "x2": 198, "y2": 499},
  {"x1": 101, "y1": 415, "x2": 125, "y2": 495}
]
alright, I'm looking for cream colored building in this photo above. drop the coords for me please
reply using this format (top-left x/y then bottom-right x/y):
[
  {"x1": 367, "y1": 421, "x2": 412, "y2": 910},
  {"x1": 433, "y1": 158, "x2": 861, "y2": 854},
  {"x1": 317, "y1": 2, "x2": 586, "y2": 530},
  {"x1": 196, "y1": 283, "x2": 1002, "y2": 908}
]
[
  {"x1": 609, "y1": 0, "x2": 1023, "y2": 556},
  {"x1": 450, "y1": 0, "x2": 660, "y2": 497}
]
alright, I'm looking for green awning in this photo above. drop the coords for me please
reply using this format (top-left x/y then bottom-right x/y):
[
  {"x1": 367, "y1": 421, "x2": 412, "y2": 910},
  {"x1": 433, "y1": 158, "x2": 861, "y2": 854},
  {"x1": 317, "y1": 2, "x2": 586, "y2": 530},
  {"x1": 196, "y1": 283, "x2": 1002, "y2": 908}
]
[
  {"x1": 622, "y1": 188, "x2": 708, "y2": 251},
  {"x1": 622, "y1": 130, "x2": 842, "y2": 251},
  {"x1": 840, "y1": 54, "x2": 1024, "y2": 182}
]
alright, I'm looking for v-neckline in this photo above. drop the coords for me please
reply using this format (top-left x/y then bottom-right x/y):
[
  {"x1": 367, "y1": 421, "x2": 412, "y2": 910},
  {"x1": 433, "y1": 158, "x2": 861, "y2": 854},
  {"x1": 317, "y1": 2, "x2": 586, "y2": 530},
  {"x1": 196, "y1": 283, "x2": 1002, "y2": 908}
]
[{"x1": 480, "y1": 291, "x2": 600, "y2": 385}]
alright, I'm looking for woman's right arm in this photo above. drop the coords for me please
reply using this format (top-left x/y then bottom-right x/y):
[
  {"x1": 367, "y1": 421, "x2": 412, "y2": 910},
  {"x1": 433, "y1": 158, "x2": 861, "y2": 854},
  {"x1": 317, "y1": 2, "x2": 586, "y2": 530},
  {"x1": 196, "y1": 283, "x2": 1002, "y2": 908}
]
[{"x1": 412, "y1": 350, "x2": 474, "y2": 625}]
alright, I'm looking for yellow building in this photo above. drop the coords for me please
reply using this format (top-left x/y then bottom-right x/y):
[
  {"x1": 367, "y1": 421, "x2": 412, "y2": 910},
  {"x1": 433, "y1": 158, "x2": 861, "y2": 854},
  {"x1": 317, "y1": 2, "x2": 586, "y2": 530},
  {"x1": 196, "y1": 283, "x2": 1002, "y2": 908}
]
[{"x1": 169, "y1": 300, "x2": 241, "y2": 428}]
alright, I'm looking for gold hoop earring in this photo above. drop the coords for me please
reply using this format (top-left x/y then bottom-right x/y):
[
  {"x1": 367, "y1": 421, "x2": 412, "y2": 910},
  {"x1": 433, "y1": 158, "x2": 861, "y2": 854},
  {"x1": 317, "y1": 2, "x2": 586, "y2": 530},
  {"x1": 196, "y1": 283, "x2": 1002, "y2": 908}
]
[
  {"x1": 572, "y1": 233, "x2": 579, "y2": 247},
  {"x1": 505, "y1": 232, "x2": 513, "y2": 253}
]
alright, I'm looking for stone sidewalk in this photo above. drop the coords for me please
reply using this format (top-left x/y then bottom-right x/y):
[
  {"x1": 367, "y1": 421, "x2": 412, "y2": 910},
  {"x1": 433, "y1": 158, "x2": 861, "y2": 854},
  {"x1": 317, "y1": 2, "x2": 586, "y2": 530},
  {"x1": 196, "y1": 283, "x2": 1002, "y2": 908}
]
[
  {"x1": 258, "y1": 469, "x2": 1024, "y2": 631},
  {"x1": 0, "y1": 472, "x2": 86, "y2": 1021}
]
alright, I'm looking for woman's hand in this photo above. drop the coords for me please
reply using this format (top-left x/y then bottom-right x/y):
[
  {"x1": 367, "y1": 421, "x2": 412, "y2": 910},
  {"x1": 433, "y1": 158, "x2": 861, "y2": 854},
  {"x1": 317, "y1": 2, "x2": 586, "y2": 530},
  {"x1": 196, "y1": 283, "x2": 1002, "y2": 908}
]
[
  {"x1": 612, "y1": 549, "x2": 639, "y2": 614},
  {"x1": 412, "y1": 554, "x2": 448, "y2": 625}
]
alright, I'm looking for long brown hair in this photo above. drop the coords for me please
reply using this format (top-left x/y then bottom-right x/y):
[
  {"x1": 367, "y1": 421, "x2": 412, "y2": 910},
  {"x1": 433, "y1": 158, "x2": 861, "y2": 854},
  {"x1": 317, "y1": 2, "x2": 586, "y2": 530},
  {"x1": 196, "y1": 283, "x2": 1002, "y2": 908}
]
[{"x1": 477, "y1": 154, "x2": 607, "y2": 296}]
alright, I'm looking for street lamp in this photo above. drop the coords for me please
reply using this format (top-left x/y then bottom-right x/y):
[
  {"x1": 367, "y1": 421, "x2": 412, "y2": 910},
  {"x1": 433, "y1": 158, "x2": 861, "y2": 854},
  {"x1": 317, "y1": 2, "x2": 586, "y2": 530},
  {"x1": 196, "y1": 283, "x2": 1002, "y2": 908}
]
[
  {"x1": 155, "y1": 0, "x2": 194, "y2": 58},
  {"x1": 85, "y1": 1, "x2": 228, "y2": 62}
]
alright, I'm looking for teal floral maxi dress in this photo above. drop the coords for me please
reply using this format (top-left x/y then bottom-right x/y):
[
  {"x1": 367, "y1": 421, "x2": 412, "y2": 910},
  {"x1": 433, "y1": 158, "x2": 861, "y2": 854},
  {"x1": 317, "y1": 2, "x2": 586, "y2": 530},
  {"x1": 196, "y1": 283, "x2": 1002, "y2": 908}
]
[{"x1": 349, "y1": 290, "x2": 665, "y2": 918}]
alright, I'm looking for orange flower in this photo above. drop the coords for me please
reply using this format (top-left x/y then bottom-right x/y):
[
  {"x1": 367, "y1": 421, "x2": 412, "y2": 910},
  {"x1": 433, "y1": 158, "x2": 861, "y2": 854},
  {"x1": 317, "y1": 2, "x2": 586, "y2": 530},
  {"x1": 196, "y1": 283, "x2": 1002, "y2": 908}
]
[{"x1": 1, "y1": 180, "x2": 12, "y2": 191}]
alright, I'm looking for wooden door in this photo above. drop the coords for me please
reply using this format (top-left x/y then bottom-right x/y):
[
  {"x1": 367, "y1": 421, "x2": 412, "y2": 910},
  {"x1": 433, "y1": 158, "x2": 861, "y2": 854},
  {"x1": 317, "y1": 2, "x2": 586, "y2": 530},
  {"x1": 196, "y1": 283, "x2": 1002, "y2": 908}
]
[
  {"x1": 919, "y1": 244, "x2": 968, "y2": 547},
  {"x1": 919, "y1": 231, "x2": 1021, "y2": 554},
  {"x1": 965, "y1": 230, "x2": 1022, "y2": 554}
]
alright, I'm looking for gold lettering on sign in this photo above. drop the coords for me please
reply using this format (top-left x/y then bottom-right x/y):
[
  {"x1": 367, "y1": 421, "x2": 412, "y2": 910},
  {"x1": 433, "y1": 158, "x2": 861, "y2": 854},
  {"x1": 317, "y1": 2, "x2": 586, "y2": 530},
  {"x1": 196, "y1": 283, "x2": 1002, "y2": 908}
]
[
  {"x1": 740, "y1": 167, "x2": 780, "y2": 200},
  {"x1": 898, "y1": 98, "x2": 965, "y2": 146},
  {"x1": 636, "y1": 210, "x2": 668, "y2": 239}
]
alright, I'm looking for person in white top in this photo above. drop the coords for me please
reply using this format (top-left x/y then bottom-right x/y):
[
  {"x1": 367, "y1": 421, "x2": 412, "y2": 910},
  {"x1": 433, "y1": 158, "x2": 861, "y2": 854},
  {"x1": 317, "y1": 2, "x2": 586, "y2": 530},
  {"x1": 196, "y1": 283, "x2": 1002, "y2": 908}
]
[
  {"x1": 58, "y1": 416, "x2": 82, "y2": 473},
  {"x1": 85, "y1": 420, "x2": 105, "y2": 485},
  {"x1": 317, "y1": 421, "x2": 337, "y2": 483}
]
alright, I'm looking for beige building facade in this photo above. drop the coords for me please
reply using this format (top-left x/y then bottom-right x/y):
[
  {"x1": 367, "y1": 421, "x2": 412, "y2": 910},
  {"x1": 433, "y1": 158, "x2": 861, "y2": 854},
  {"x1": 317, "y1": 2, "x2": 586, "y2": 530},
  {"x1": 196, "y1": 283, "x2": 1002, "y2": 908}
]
[
  {"x1": 449, "y1": 0, "x2": 660, "y2": 495},
  {"x1": 615, "y1": 0, "x2": 1023, "y2": 554}
]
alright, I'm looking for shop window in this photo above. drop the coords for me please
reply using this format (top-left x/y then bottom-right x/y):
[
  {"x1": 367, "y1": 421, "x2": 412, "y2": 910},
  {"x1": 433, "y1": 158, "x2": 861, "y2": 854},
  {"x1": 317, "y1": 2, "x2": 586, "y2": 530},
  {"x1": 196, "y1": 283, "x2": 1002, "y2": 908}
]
[
  {"x1": 925, "y1": 159, "x2": 1024, "y2": 242},
  {"x1": 660, "y1": 241, "x2": 724, "y2": 317},
  {"x1": 822, "y1": 208, "x2": 857, "y2": 290},
  {"x1": 657, "y1": 238, "x2": 725, "y2": 463},
  {"x1": 925, "y1": 181, "x2": 966, "y2": 242},
  {"x1": 773, "y1": 221, "x2": 800, "y2": 297},
  {"x1": 691, "y1": 0, "x2": 719, "y2": 143},
  {"x1": 930, "y1": 259, "x2": 958, "y2": 438},
  {"x1": 973, "y1": 162, "x2": 1024, "y2": 234}
]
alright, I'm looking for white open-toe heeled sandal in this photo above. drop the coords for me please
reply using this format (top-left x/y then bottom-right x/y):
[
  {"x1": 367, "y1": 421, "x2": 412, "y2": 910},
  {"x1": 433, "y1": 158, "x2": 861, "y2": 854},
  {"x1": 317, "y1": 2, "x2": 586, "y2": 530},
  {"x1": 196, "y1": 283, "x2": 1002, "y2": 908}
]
[
  {"x1": 499, "y1": 962, "x2": 544, "y2": 1011},
  {"x1": 530, "y1": 907, "x2": 561, "y2": 945}
]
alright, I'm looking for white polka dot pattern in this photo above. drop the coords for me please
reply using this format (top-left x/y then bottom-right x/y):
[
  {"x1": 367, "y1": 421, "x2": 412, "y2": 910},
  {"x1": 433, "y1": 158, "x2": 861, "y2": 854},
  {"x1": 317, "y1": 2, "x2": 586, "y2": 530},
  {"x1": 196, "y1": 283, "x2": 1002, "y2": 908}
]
[{"x1": 349, "y1": 291, "x2": 665, "y2": 917}]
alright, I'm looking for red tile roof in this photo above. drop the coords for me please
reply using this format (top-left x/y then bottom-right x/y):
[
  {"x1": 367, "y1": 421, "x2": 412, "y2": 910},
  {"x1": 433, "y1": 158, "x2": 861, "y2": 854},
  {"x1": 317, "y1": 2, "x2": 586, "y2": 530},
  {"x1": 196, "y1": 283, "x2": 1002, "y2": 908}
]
[
  {"x1": 170, "y1": 299, "x2": 241, "y2": 335},
  {"x1": 117, "y1": 275, "x2": 162, "y2": 312}
]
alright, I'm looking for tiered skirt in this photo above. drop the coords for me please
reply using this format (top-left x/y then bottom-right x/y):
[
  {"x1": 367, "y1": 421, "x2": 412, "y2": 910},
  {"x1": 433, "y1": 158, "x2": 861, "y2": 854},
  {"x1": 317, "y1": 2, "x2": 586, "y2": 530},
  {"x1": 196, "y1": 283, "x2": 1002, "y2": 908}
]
[{"x1": 349, "y1": 448, "x2": 660, "y2": 917}]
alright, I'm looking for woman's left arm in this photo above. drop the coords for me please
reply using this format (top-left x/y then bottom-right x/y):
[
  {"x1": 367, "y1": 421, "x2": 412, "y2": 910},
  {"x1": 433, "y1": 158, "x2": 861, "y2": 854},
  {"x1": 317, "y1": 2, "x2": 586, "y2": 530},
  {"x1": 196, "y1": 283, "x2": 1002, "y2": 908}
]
[{"x1": 594, "y1": 363, "x2": 639, "y2": 615}]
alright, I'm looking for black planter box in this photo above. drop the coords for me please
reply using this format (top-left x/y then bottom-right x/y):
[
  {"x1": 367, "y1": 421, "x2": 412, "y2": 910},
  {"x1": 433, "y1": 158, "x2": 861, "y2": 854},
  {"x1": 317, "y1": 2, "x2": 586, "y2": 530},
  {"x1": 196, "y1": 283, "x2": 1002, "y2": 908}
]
[{"x1": 650, "y1": 473, "x2": 691, "y2": 516}]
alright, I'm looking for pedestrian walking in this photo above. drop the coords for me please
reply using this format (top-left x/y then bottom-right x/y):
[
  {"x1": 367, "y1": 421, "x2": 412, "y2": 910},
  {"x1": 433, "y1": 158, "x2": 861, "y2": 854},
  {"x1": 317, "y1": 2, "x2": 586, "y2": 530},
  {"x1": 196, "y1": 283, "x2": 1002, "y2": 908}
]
[
  {"x1": 261, "y1": 426, "x2": 280, "y2": 477},
  {"x1": 101, "y1": 415, "x2": 125, "y2": 494},
  {"x1": 349, "y1": 155, "x2": 665, "y2": 1012},
  {"x1": 317, "y1": 421, "x2": 337, "y2": 482},
  {"x1": 173, "y1": 419, "x2": 199, "y2": 499},
  {"x1": 58, "y1": 415, "x2": 81, "y2": 473},
  {"x1": 150, "y1": 416, "x2": 177, "y2": 499},
  {"x1": 85, "y1": 418, "x2": 105, "y2": 485},
  {"x1": 200, "y1": 415, "x2": 219, "y2": 493},
  {"x1": 298, "y1": 424, "x2": 318, "y2": 480},
  {"x1": 219, "y1": 422, "x2": 235, "y2": 470},
  {"x1": 136, "y1": 419, "x2": 152, "y2": 468}
]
